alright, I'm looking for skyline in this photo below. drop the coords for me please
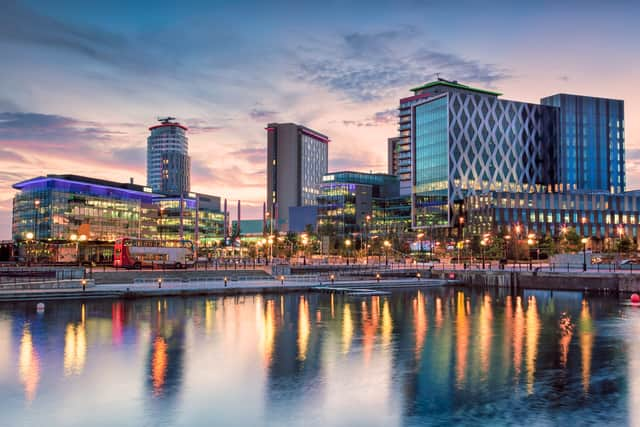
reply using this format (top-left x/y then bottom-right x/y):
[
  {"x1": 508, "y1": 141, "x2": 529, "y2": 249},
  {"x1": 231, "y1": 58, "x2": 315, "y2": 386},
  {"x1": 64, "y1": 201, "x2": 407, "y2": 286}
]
[{"x1": 2, "y1": 0, "x2": 640, "y2": 239}]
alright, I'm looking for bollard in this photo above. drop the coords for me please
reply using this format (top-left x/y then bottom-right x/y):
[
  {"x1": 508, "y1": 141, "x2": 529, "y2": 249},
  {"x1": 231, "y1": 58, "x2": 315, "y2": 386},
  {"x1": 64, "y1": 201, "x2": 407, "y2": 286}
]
[
  {"x1": 81, "y1": 278, "x2": 87, "y2": 291},
  {"x1": 157, "y1": 277, "x2": 162, "y2": 288},
  {"x1": 330, "y1": 274, "x2": 335, "y2": 285},
  {"x1": 280, "y1": 275, "x2": 285, "y2": 285},
  {"x1": 224, "y1": 276, "x2": 228, "y2": 287},
  {"x1": 417, "y1": 272, "x2": 421, "y2": 280},
  {"x1": 376, "y1": 273, "x2": 380, "y2": 283}
]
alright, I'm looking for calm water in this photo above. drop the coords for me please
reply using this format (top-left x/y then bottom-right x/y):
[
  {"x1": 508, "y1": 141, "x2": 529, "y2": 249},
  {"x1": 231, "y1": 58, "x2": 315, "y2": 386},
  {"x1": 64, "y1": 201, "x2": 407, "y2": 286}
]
[{"x1": 0, "y1": 288, "x2": 638, "y2": 426}]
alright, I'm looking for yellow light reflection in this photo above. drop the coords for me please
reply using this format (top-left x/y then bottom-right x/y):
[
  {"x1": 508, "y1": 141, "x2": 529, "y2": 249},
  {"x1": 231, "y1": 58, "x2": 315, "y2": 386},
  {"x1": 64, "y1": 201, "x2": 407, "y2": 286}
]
[
  {"x1": 298, "y1": 296, "x2": 310, "y2": 361},
  {"x1": 361, "y1": 299, "x2": 378, "y2": 364},
  {"x1": 455, "y1": 291, "x2": 469, "y2": 388},
  {"x1": 558, "y1": 312, "x2": 574, "y2": 369},
  {"x1": 342, "y1": 303, "x2": 353, "y2": 354},
  {"x1": 580, "y1": 300, "x2": 594, "y2": 394},
  {"x1": 513, "y1": 296, "x2": 524, "y2": 383},
  {"x1": 414, "y1": 291, "x2": 428, "y2": 361},
  {"x1": 63, "y1": 322, "x2": 87, "y2": 376},
  {"x1": 525, "y1": 296, "x2": 540, "y2": 394},
  {"x1": 435, "y1": 297, "x2": 443, "y2": 329},
  {"x1": 478, "y1": 294, "x2": 493, "y2": 377},
  {"x1": 205, "y1": 300, "x2": 215, "y2": 335},
  {"x1": 381, "y1": 299, "x2": 393, "y2": 347},
  {"x1": 19, "y1": 323, "x2": 40, "y2": 403},
  {"x1": 151, "y1": 336, "x2": 168, "y2": 397}
]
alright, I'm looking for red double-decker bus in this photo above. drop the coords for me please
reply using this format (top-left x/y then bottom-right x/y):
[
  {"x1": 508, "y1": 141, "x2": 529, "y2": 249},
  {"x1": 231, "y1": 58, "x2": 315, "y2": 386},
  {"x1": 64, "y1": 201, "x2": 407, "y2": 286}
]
[{"x1": 113, "y1": 238, "x2": 195, "y2": 269}]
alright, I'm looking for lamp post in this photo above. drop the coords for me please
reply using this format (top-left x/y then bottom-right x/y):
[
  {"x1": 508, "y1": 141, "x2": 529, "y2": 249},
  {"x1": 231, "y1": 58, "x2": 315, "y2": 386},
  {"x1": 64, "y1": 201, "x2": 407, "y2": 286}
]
[
  {"x1": 581, "y1": 237, "x2": 588, "y2": 272},
  {"x1": 267, "y1": 236, "x2": 274, "y2": 265},
  {"x1": 514, "y1": 224, "x2": 522, "y2": 261},
  {"x1": 417, "y1": 232, "x2": 425, "y2": 263},
  {"x1": 527, "y1": 237, "x2": 534, "y2": 271},
  {"x1": 617, "y1": 225, "x2": 625, "y2": 256},
  {"x1": 383, "y1": 240, "x2": 391, "y2": 266},
  {"x1": 301, "y1": 234, "x2": 309, "y2": 265},
  {"x1": 25, "y1": 232, "x2": 34, "y2": 265},
  {"x1": 345, "y1": 239, "x2": 351, "y2": 265},
  {"x1": 70, "y1": 234, "x2": 79, "y2": 265},
  {"x1": 34, "y1": 199, "x2": 40, "y2": 241},
  {"x1": 365, "y1": 215, "x2": 371, "y2": 264},
  {"x1": 480, "y1": 239, "x2": 486, "y2": 269}
]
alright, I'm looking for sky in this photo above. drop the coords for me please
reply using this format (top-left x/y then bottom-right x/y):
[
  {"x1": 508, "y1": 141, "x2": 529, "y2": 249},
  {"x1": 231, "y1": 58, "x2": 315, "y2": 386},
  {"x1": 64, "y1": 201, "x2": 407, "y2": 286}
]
[{"x1": 1, "y1": 0, "x2": 640, "y2": 239}]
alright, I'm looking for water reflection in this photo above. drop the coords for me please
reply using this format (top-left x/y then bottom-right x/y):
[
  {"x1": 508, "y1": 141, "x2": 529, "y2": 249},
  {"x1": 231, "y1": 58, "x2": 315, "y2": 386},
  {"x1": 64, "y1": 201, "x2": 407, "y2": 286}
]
[
  {"x1": 18, "y1": 323, "x2": 40, "y2": 402},
  {"x1": 0, "y1": 288, "x2": 632, "y2": 426}
]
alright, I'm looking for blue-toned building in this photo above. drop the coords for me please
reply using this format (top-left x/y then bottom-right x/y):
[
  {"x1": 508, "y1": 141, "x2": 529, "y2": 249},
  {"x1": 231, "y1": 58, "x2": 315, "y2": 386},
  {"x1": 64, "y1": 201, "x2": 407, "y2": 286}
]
[
  {"x1": 317, "y1": 171, "x2": 405, "y2": 237},
  {"x1": 541, "y1": 94, "x2": 624, "y2": 193},
  {"x1": 409, "y1": 79, "x2": 557, "y2": 232}
]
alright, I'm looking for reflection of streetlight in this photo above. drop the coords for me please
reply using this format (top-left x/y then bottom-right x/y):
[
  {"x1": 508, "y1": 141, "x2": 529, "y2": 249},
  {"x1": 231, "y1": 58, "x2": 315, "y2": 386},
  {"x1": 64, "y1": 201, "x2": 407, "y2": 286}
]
[{"x1": 581, "y1": 237, "x2": 588, "y2": 272}]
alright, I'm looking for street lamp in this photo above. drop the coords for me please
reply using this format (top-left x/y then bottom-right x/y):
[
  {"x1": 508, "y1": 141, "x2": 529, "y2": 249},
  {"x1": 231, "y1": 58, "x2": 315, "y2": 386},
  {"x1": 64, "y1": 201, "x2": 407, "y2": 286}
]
[
  {"x1": 617, "y1": 225, "x2": 625, "y2": 255},
  {"x1": 302, "y1": 236, "x2": 309, "y2": 265},
  {"x1": 345, "y1": 239, "x2": 352, "y2": 265},
  {"x1": 25, "y1": 232, "x2": 34, "y2": 265},
  {"x1": 365, "y1": 215, "x2": 371, "y2": 264},
  {"x1": 480, "y1": 239, "x2": 487, "y2": 269},
  {"x1": 383, "y1": 240, "x2": 391, "y2": 266},
  {"x1": 417, "y1": 232, "x2": 425, "y2": 262},
  {"x1": 581, "y1": 237, "x2": 588, "y2": 272},
  {"x1": 527, "y1": 238, "x2": 534, "y2": 270}
]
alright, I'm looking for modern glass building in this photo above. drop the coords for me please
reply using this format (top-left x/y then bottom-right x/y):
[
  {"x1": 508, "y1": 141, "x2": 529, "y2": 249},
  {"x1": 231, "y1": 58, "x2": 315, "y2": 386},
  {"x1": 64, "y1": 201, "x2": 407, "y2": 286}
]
[
  {"x1": 541, "y1": 94, "x2": 624, "y2": 193},
  {"x1": 466, "y1": 190, "x2": 640, "y2": 245},
  {"x1": 147, "y1": 117, "x2": 191, "y2": 194},
  {"x1": 12, "y1": 175, "x2": 226, "y2": 252},
  {"x1": 266, "y1": 122, "x2": 329, "y2": 229},
  {"x1": 156, "y1": 193, "x2": 225, "y2": 249},
  {"x1": 317, "y1": 171, "x2": 402, "y2": 237},
  {"x1": 410, "y1": 79, "x2": 557, "y2": 232},
  {"x1": 12, "y1": 175, "x2": 157, "y2": 242}
]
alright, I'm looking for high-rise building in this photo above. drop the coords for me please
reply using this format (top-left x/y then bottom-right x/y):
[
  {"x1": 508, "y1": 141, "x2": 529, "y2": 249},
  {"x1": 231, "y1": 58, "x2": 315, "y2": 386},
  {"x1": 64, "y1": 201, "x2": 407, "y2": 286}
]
[
  {"x1": 409, "y1": 79, "x2": 557, "y2": 231},
  {"x1": 147, "y1": 117, "x2": 190, "y2": 195},
  {"x1": 541, "y1": 94, "x2": 624, "y2": 193},
  {"x1": 266, "y1": 122, "x2": 328, "y2": 229}
]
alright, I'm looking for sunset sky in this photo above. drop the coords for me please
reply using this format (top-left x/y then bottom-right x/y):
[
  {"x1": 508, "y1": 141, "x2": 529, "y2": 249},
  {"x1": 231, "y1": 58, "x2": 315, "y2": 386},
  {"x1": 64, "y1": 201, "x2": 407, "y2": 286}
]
[{"x1": 1, "y1": 0, "x2": 639, "y2": 239}]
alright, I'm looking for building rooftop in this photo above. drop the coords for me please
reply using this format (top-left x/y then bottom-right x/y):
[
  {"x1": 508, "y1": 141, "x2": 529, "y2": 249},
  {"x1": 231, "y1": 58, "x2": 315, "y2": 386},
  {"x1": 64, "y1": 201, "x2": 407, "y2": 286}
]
[{"x1": 410, "y1": 79, "x2": 502, "y2": 97}]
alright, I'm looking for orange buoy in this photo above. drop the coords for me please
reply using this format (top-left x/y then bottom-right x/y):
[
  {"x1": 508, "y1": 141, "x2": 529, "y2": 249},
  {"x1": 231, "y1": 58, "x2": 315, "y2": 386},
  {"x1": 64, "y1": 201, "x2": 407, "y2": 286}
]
[{"x1": 631, "y1": 293, "x2": 640, "y2": 304}]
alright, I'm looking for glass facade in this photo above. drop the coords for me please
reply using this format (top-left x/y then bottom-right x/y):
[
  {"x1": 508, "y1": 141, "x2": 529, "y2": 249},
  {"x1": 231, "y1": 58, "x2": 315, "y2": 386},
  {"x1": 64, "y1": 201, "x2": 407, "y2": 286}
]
[
  {"x1": 541, "y1": 94, "x2": 624, "y2": 193},
  {"x1": 12, "y1": 176, "x2": 225, "y2": 250},
  {"x1": 413, "y1": 95, "x2": 450, "y2": 228},
  {"x1": 466, "y1": 191, "x2": 640, "y2": 242},
  {"x1": 12, "y1": 176, "x2": 155, "y2": 242}
]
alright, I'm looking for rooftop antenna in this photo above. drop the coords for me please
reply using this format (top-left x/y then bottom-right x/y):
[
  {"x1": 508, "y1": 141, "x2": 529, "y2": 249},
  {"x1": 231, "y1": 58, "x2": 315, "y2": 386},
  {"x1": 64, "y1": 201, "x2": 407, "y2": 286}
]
[
  {"x1": 435, "y1": 72, "x2": 441, "y2": 80},
  {"x1": 157, "y1": 116, "x2": 176, "y2": 124}
]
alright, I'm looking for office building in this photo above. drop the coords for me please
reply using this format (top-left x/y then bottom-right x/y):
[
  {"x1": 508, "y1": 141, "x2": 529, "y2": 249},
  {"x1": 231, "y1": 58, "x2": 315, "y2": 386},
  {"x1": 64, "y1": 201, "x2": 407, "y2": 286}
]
[
  {"x1": 147, "y1": 117, "x2": 191, "y2": 194},
  {"x1": 465, "y1": 190, "x2": 640, "y2": 246},
  {"x1": 12, "y1": 174, "x2": 157, "y2": 242},
  {"x1": 409, "y1": 78, "x2": 557, "y2": 232},
  {"x1": 541, "y1": 94, "x2": 624, "y2": 193},
  {"x1": 317, "y1": 171, "x2": 401, "y2": 237},
  {"x1": 156, "y1": 193, "x2": 225, "y2": 249},
  {"x1": 266, "y1": 122, "x2": 329, "y2": 229}
]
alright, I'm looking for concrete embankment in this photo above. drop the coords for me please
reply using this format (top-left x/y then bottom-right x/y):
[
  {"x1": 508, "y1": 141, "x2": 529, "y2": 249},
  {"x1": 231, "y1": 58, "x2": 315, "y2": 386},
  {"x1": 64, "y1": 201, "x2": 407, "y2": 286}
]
[
  {"x1": 91, "y1": 269, "x2": 272, "y2": 284},
  {"x1": 0, "y1": 278, "x2": 454, "y2": 302},
  {"x1": 431, "y1": 269, "x2": 640, "y2": 293}
]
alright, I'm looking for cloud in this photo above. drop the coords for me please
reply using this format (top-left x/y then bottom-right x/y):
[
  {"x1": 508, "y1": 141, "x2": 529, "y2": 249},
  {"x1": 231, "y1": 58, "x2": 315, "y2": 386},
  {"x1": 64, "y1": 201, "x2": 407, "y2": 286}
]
[
  {"x1": 330, "y1": 152, "x2": 385, "y2": 172},
  {"x1": 249, "y1": 108, "x2": 279, "y2": 121},
  {"x1": 184, "y1": 118, "x2": 224, "y2": 134},
  {"x1": 227, "y1": 147, "x2": 265, "y2": 165},
  {"x1": 0, "y1": 1, "x2": 128, "y2": 66},
  {"x1": 298, "y1": 29, "x2": 510, "y2": 101},
  {"x1": 0, "y1": 112, "x2": 119, "y2": 143},
  {"x1": 343, "y1": 108, "x2": 397, "y2": 127}
]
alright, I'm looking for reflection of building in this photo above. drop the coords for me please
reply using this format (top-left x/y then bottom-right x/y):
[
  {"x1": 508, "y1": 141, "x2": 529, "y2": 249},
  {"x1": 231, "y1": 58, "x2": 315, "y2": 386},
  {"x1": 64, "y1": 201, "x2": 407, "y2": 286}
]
[
  {"x1": 147, "y1": 117, "x2": 190, "y2": 194},
  {"x1": 266, "y1": 123, "x2": 329, "y2": 229}
]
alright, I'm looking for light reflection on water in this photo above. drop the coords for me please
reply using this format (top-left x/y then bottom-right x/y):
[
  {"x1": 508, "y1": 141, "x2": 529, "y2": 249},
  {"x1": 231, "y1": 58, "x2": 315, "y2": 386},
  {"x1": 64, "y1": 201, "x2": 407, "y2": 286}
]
[{"x1": 0, "y1": 288, "x2": 633, "y2": 426}]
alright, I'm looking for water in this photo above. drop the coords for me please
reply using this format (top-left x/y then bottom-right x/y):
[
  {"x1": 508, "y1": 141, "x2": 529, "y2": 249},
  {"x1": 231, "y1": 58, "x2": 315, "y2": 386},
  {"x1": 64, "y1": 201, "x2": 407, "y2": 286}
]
[{"x1": 0, "y1": 288, "x2": 637, "y2": 426}]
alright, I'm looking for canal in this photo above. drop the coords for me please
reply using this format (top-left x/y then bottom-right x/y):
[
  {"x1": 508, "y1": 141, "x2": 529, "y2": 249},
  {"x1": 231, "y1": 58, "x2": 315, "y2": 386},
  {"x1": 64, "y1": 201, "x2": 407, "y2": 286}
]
[{"x1": 0, "y1": 288, "x2": 635, "y2": 426}]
